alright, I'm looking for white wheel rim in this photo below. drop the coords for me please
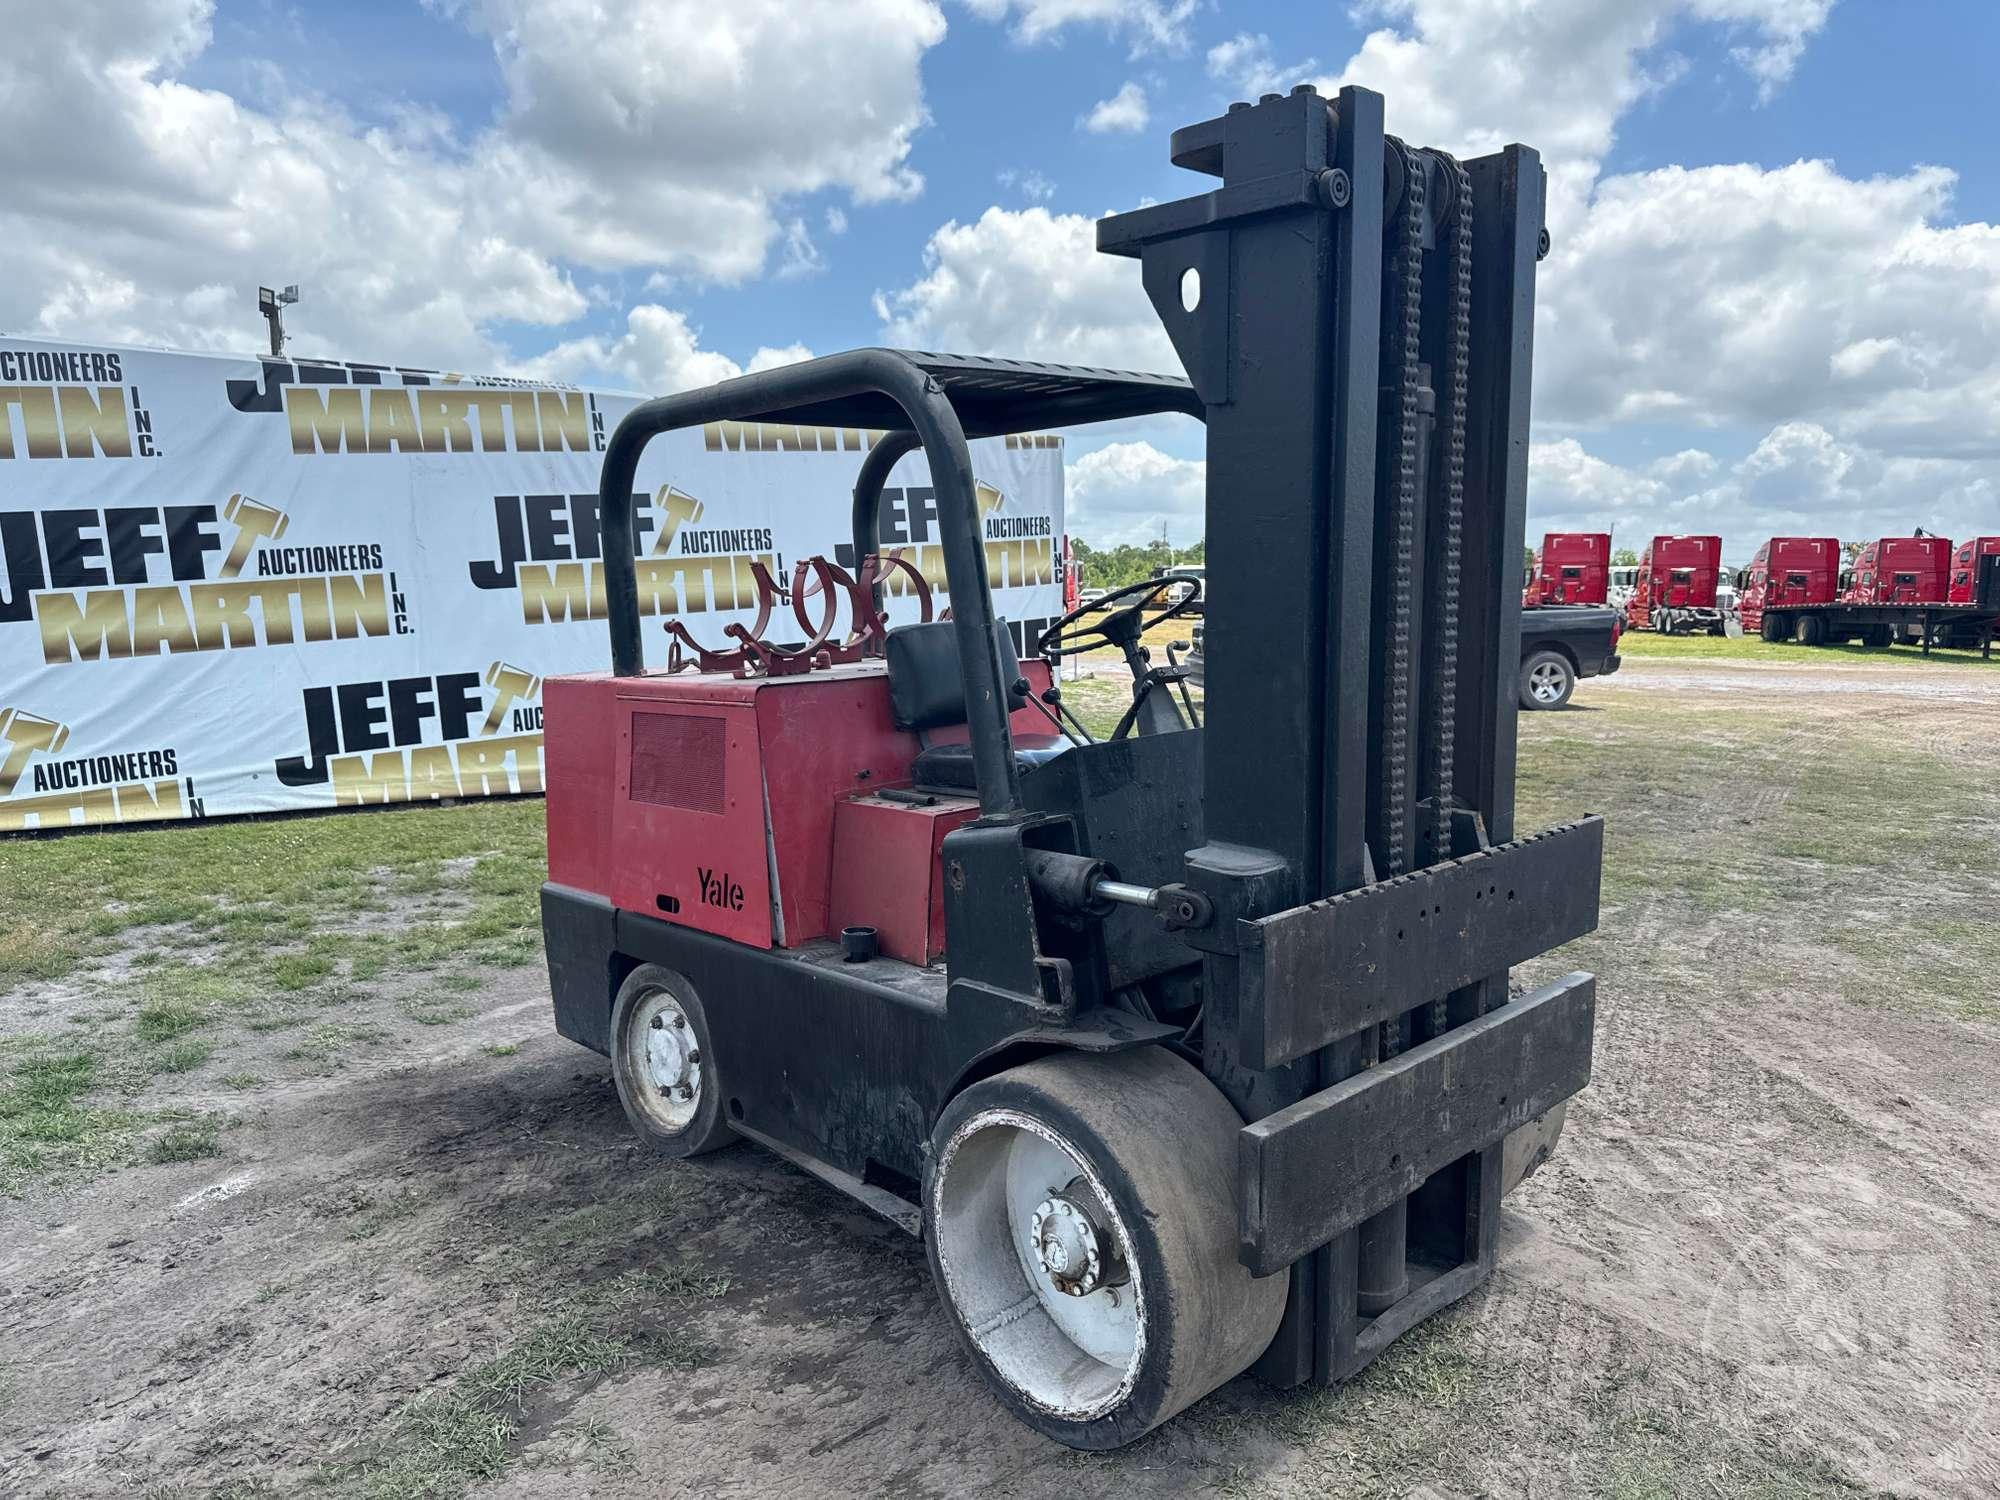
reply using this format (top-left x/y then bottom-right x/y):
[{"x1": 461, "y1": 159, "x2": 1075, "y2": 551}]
[
  {"x1": 932, "y1": 1108, "x2": 1144, "y2": 1420},
  {"x1": 1529, "y1": 663, "x2": 1565, "y2": 703},
  {"x1": 623, "y1": 987, "x2": 702, "y2": 1132}
]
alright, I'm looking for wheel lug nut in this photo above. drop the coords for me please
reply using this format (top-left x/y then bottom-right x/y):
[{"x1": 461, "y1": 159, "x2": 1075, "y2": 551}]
[
  {"x1": 687, "y1": 1050, "x2": 701, "y2": 1065},
  {"x1": 672, "y1": 1015, "x2": 687, "y2": 1029},
  {"x1": 650, "y1": 1015, "x2": 664, "y2": 1030},
  {"x1": 678, "y1": 1084, "x2": 695, "y2": 1101}
]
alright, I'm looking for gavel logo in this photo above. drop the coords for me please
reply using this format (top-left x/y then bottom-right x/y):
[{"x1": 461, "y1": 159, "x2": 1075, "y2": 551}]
[
  {"x1": 219, "y1": 493, "x2": 291, "y2": 579},
  {"x1": 481, "y1": 662, "x2": 542, "y2": 737},
  {"x1": 0, "y1": 708, "x2": 72, "y2": 797},
  {"x1": 649, "y1": 485, "x2": 706, "y2": 557}
]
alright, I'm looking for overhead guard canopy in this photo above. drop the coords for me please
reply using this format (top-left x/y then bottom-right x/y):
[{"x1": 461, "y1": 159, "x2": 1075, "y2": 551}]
[{"x1": 687, "y1": 350, "x2": 1203, "y2": 437}]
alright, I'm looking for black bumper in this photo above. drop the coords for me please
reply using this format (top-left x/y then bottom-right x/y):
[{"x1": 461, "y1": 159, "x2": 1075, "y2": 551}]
[{"x1": 541, "y1": 882, "x2": 617, "y2": 1056}]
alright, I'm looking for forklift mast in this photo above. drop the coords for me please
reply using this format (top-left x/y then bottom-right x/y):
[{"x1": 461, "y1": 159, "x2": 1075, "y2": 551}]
[
  {"x1": 1095, "y1": 84, "x2": 1583, "y2": 1385},
  {"x1": 541, "y1": 81, "x2": 1600, "y2": 1443}
]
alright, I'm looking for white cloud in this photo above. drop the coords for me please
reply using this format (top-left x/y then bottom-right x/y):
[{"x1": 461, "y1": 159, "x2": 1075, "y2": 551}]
[
  {"x1": 997, "y1": 168, "x2": 1058, "y2": 203},
  {"x1": 826, "y1": 206, "x2": 851, "y2": 236},
  {"x1": 958, "y1": 0, "x2": 1196, "y2": 53},
  {"x1": 1323, "y1": 0, "x2": 1833, "y2": 166},
  {"x1": 1081, "y1": 82, "x2": 1149, "y2": 134},
  {"x1": 0, "y1": 0, "x2": 944, "y2": 366},
  {"x1": 525, "y1": 304, "x2": 812, "y2": 394},
  {"x1": 1068, "y1": 440, "x2": 1205, "y2": 545},
  {"x1": 1205, "y1": 33, "x2": 1298, "y2": 100},
  {"x1": 775, "y1": 218, "x2": 826, "y2": 280},
  {"x1": 1537, "y1": 160, "x2": 2000, "y2": 458},
  {"x1": 874, "y1": 207, "x2": 1172, "y2": 371}
]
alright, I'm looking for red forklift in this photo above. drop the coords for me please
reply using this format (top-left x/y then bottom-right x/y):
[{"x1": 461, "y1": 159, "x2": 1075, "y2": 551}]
[
  {"x1": 1523, "y1": 531, "x2": 1610, "y2": 606},
  {"x1": 540, "y1": 84, "x2": 1600, "y2": 1447},
  {"x1": 1625, "y1": 533, "x2": 1725, "y2": 635},
  {"x1": 1740, "y1": 536, "x2": 1839, "y2": 638}
]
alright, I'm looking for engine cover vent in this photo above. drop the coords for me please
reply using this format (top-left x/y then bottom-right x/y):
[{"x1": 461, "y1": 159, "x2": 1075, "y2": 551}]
[{"x1": 629, "y1": 711, "x2": 726, "y2": 813}]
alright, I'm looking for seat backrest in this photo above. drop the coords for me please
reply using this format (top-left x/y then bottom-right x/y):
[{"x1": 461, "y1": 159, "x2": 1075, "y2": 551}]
[{"x1": 886, "y1": 621, "x2": 1027, "y2": 731}]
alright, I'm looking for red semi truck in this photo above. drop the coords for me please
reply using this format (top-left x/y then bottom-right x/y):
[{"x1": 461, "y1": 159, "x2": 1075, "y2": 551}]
[
  {"x1": 1626, "y1": 534, "x2": 1726, "y2": 635},
  {"x1": 1950, "y1": 537, "x2": 2000, "y2": 604},
  {"x1": 1843, "y1": 535, "x2": 1951, "y2": 606},
  {"x1": 1750, "y1": 531, "x2": 2000, "y2": 652},
  {"x1": 1524, "y1": 531, "x2": 1611, "y2": 607},
  {"x1": 1738, "y1": 536, "x2": 1839, "y2": 637}
]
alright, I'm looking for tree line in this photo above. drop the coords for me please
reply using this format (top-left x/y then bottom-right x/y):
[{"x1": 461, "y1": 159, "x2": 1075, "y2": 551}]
[{"x1": 1072, "y1": 537, "x2": 1206, "y2": 589}]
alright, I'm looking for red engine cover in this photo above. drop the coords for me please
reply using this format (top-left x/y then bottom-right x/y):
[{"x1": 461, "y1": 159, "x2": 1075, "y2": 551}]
[{"x1": 545, "y1": 657, "x2": 1054, "y2": 955}]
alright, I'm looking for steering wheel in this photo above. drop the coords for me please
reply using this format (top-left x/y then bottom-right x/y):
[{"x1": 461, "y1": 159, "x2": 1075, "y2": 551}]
[{"x1": 1037, "y1": 575, "x2": 1201, "y2": 659}]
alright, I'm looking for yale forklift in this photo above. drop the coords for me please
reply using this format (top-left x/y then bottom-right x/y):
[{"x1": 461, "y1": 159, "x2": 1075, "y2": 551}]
[{"x1": 540, "y1": 82, "x2": 1601, "y2": 1447}]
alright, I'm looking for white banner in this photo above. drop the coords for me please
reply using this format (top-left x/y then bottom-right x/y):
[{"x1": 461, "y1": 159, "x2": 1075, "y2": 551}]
[{"x1": 0, "y1": 338, "x2": 1065, "y2": 829}]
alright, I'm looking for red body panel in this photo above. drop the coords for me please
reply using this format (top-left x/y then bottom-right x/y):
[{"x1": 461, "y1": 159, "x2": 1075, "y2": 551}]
[
  {"x1": 1949, "y1": 536, "x2": 2000, "y2": 604},
  {"x1": 829, "y1": 792, "x2": 978, "y2": 964},
  {"x1": 545, "y1": 656, "x2": 1056, "y2": 956},
  {"x1": 1524, "y1": 532, "x2": 1610, "y2": 607},
  {"x1": 1842, "y1": 536, "x2": 1951, "y2": 605},
  {"x1": 1624, "y1": 535, "x2": 1722, "y2": 629},
  {"x1": 1739, "y1": 536, "x2": 1839, "y2": 633}
]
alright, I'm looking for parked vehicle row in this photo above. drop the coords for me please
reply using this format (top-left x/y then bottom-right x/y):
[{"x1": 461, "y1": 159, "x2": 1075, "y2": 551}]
[
  {"x1": 1741, "y1": 532, "x2": 2000, "y2": 651},
  {"x1": 1531, "y1": 528, "x2": 2000, "y2": 656}
]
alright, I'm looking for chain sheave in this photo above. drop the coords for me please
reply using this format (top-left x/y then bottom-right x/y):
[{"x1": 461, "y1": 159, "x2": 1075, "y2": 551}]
[
  {"x1": 1378, "y1": 137, "x2": 1426, "y2": 1065},
  {"x1": 1425, "y1": 150, "x2": 1473, "y2": 1039}
]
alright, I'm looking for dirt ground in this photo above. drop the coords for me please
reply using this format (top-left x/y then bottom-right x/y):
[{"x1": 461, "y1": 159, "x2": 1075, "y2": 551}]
[{"x1": 3, "y1": 650, "x2": 1998, "y2": 1498}]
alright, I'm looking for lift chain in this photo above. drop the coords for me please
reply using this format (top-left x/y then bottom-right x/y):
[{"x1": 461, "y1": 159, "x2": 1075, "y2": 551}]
[
  {"x1": 1377, "y1": 136, "x2": 1427, "y2": 1065},
  {"x1": 1426, "y1": 149, "x2": 1474, "y2": 1039},
  {"x1": 1381, "y1": 136, "x2": 1426, "y2": 888}
]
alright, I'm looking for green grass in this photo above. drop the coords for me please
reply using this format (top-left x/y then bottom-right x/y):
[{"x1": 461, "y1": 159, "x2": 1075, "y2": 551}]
[
  {"x1": 355, "y1": 1313, "x2": 635, "y2": 1500},
  {"x1": 0, "y1": 1047, "x2": 147, "y2": 1192},
  {"x1": 1617, "y1": 630, "x2": 1999, "y2": 668},
  {"x1": 284, "y1": 1022, "x2": 388, "y2": 1074},
  {"x1": 0, "y1": 799, "x2": 546, "y2": 989},
  {"x1": 134, "y1": 998, "x2": 208, "y2": 1042},
  {"x1": 151, "y1": 1038, "x2": 215, "y2": 1074},
  {"x1": 145, "y1": 1115, "x2": 222, "y2": 1165}
]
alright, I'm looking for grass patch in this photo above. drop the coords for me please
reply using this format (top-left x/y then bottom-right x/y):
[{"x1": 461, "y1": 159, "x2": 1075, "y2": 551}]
[
  {"x1": 133, "y1": 999, "x2": 207, "y2": 1043},
  {"x1": 151, "y1": 1038, "x2": 215, "y2": 1074},
  {"x1": 145, "y1": 1115, "x2": 222, "y2": 1165},
  {"x1": 1617, "y1": 630, "x2": 2000, "y2": 669},
  {"x1": 0, "y1": 800, "x2": 547, "y2": 989},
  {"x1": 354, "y1": 1313, "x2": 634, "y2": 1500},
  {"x1": 284, "y1": 1022, "x2": 388, "y2": 1074},
  {"x1": 0, "y1": 1046, "x2": 149, "y2": 1193},
  {"x1": 403, "y1": 998, "x2": 477, "y2": 1027},
  {"x1": 271, "y1": 952, "x2": 338, "y2": 992}
]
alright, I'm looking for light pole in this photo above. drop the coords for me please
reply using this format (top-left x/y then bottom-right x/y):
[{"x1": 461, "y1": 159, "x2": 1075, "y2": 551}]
[{"x1": 257, "y1": 285, "x2": 300, "y2": 357}]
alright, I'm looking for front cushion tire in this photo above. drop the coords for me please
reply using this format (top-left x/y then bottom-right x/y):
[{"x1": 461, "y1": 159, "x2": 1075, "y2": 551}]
[
  {"x1": 923, "y1": 1048, "x2": 1286, "y2": 1450},
  {"x1": 1519, "y1": 649, "x2": 1576, "y2": 711},
  {"x1": 608, "y1": 964, "x2": 735, "y2": 1157}
]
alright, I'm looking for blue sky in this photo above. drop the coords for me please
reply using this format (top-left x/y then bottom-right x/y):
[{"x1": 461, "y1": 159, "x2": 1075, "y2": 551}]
[{"x1": 6, "y1": 1, "x2": 1999, "y2": 556}]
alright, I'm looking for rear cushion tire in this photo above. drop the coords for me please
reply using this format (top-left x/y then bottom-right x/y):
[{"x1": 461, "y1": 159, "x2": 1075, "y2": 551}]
[
  {"x1": 1795, "y1": 614, "x2": 1827, "y2": 646},
  {"x1": 1518, "y1": 649, "x2": 1575, "y2": 711},
  {"x1": 1761, "y1": 612, "x2": 1787, "y2": 642},
  {"x1": 608, "y1": 964, "x2": 734, "y2": 1157},
  {"x1": 923, "y1": 1048, "x2": 1287, "y2": 1450}
]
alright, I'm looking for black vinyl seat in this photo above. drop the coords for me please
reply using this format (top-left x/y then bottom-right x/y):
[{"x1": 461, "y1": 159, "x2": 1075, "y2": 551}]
[{"x1": 885, "y1": 621, "x2": 1070, "y2": 791}]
